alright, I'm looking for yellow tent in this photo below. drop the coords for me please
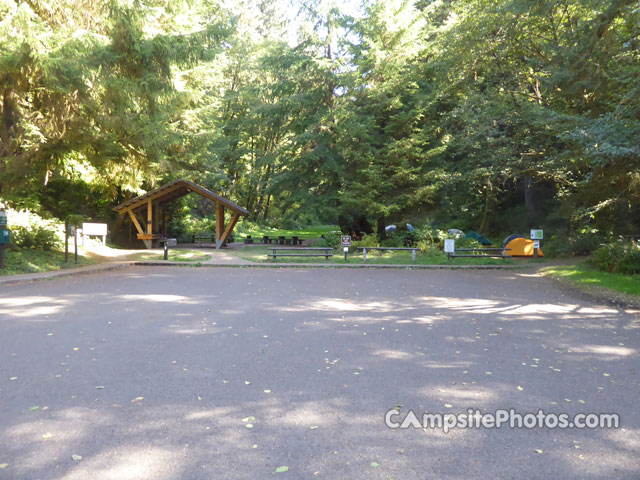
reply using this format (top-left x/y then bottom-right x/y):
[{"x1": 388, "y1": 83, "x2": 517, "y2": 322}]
[{"x1": 504, "y1": 237, "x2": 544, "y2": 257}]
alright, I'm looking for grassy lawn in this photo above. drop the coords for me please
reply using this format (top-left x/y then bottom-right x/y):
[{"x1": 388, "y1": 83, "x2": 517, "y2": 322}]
[
  {"x1": 542, "y1": 262, "x2": 640, "y2": 297},
  {"x1": 130, "y1": 249, "x2": 211, "y2": 262},
  {"x1": 229, "y1": 245, "x2": 519, "y2": 266},
  {"x1": 234, "y1": 225, "x2": 340, "y2": 241},
  {"x1": 0, "y1": 248, "x2": 95, "y2": 276}
]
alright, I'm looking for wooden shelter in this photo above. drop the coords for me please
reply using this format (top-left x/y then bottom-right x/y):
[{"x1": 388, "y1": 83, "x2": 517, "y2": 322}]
[{"x1": 113, "y1": 179, "x2": 249, "y2": 249}]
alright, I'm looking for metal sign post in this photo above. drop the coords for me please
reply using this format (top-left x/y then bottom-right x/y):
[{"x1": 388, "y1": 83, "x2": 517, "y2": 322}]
[
  {"x1": 0, "y1": 210, "x2": 9, "y2": 270},
  {"x1": 164, "y1": 238, "x2": 177, "y2": 260},
  {"x1": 74, "y1": 224, "x2": 78, "y2": 264},
  {"x1": 533, "y1": 240, "x2": 540, "y2": 258},
  {"x1": 530, "y1": 230, "x2": 543, "y2": 258},
  {"x1": 444, "y1": 238, "x2": 455, "y2": 260},
  {"x1": 341, "y1": 235, "x2": 351, "y2": 262},
  {"x1": 65, "y1": 219, "x2": 69, "y2": 263}
]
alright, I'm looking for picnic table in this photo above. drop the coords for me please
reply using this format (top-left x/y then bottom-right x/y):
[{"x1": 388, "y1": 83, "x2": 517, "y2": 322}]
[
  {"x1": 192, "y1": 233, "x2": 214, "y2": 243},
  {"x1": 246, "y1": 235, "x2": 302, "y2": 245}
]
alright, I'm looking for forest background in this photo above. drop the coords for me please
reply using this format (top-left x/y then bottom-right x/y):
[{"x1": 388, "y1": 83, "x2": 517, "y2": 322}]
[{"x1": 1, "y1": 0, "x2": 639, "y2": 256}]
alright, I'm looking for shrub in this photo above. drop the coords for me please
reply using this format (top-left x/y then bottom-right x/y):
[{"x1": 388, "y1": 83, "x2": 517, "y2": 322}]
[
  {"x1": 452, "y1": 237, "x2": 482, "y2": 250},
  {"x1": 352, "y1": 233, "x2": 378, "y2": 250},
  {"x1": 12, "y1": 224, "x2": 61, "y2": 250},
  {"x1": 542, "y1": 235, "x2": 573, "y2": 258},
  {"x1": 380, "y1": 232, "x2": 405, "y2": 248},
  {"x1": 315, "y1": 232, "x2": 341, "y2": 249},
  {"x1": 5, "y1": 208, "x2": 63, "y2": 251},
  {"x1": 591, "y1": 239, "x2": 640, "y2": 274},
  {"x1": 544, "y1": 229, "x2": 609, "y2": 258},
  {"x1": 414, "y1": 225, "x2": 447, "y2": 247}
]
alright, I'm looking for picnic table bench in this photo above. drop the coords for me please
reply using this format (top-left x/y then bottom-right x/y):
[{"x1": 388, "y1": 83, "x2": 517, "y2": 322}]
[
  {"x1": 192, "y1": 233, "x2": 214, "y2": 243},
  {"x1": 267, "y1": 247, "x2": 333, "y2": 260},
  {"x1": 191, "y1": 233, "x2": 233, "y2": 244},
  {"x1": 358, "y1": 246, "x2": 419, "y2": 262},
  {"x1": 447, "y1": 248, "x2": 510, "y2": 259}
]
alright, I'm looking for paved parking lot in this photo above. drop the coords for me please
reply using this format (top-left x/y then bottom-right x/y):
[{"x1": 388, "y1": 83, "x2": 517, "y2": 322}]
[{"x1": 0, "y1": 266, "x2": 638, "y2": 479}]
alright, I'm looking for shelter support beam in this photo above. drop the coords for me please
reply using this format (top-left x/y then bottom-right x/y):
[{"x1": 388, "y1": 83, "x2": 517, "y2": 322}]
[
  {"x1": 127, "y1": 209, "x2": 144, "y2": 237},
  {"x1": 217, "y1": 212, "x2": 240, "y2": 249},
  {"x1": 216, "y1": 203, "x2": 225, "y2": 249}
]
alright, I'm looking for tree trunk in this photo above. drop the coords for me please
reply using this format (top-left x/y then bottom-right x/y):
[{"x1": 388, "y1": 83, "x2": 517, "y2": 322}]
[
  {"x1": 1, "y1": 88, "x2": 16, "y2": 157},
  {"x1": 376, "y1": 216, "x2": 386, "y2": 241},
  {"x1": 524, "y1": 173, "x2": 537, "y2": 225},
  {"x1": 255, "y1": 164, "x2": 272, "y2": 217},
  {"x1": 263, "y1": 195, "x2": 271, "y2": 220},
  {"x1": 479, "y1": 177, "x2": 492, "y2": 233},
  {"x1": 0, "y1": 88, "x2": 17, "y2": 195}
]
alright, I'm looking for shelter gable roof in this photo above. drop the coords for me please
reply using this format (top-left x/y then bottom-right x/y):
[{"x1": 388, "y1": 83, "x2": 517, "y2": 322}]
[{"x1": 113, "y1": 179, "x2": 249, "y2": 216}]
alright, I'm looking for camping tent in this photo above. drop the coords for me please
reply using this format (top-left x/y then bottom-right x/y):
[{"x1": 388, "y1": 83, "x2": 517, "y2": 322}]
[
  {"x1": 466, "y1": 230, "x2": 492, "y2": 245},
  {"x1": 503, "y1": 236, "x2": 544, "y2": 257}
]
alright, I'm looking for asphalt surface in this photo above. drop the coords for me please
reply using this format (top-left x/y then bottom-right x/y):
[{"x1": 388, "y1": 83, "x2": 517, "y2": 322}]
[{"x1": 0, "y1": 266, "x2": 638, "y2": 480}]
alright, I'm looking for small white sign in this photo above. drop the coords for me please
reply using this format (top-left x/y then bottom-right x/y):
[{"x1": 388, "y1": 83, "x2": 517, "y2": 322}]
[
  {"x1": 444, "y1": 239, "x2": 455, "y2": 253},
  {"x1": 530, "y1": 229, "x2": 543, "y2": 240},
  {"x1": 341, "y1": 235, "x2": 352, "y2": 247},
  {"x1": 83, "y1": 223, "x2": 108, "y2": 236},
  {"x1": 533, "y1": 240, "x2": 540, "y2": 249}
]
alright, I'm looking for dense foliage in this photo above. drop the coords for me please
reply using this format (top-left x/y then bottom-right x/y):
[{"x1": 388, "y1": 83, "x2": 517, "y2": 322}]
[{"x1": 1, "y1": 0, "x2": 638, "y2": 243}]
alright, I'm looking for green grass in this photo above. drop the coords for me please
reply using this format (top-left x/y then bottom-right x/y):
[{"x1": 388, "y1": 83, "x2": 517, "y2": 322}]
[
  {"x1": 229, "y1": 245, "x2": 518, "y2": 266},
  {"x1": 130, "y1": 249, "x2": 211, "y2": 262},
  {"x1": 542, "y1": 262, "x2": 640, "y2": 297},
  {"x1": 234, "y1": 225, "x2": 340, "y2": 240},
  {"x1": 0, "y1": 248, "x2": 95, "y2": 276}
]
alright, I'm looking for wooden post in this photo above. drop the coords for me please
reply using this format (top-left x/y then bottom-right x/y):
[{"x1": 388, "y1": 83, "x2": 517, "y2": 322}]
[
  {"x1": 154, "y1": 201, "x2": 159, "y2": 234},
  {"x1": 146, "y1": 199, "x2": 153, "y2": 249},
  {"x1": 162, "y1": 204, "x2": 167, "y2": 238},
  {"x1": 147, "y1": 199, "x2": 153, "y2": 235},
  {"x1": 216, "y1": 202, "x2": 225, "y2": 249},
  {"x1": 65, "y1": 219, "x2": 69, "y2": 263},
  {"x1": 217, "y1": 212, "x2": 240, "y2": 249}
]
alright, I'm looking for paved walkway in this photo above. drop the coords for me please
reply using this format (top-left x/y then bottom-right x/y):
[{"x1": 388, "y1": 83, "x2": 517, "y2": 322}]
[
  {"x1": 200, "y1": 250, "x2": 255, "y2": 265},
  {"x1": 0, "y1": 267, "x2": 638, "y2": 479}
]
